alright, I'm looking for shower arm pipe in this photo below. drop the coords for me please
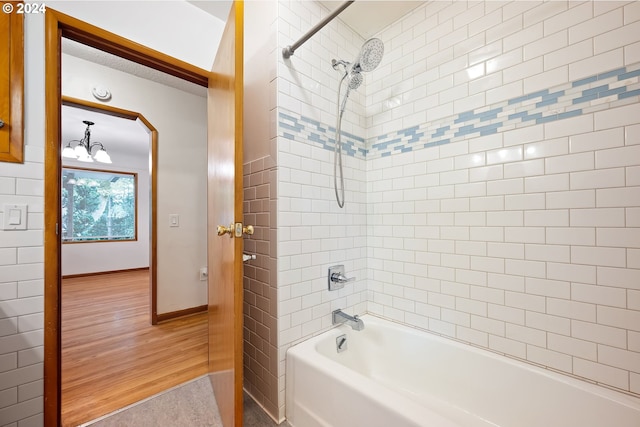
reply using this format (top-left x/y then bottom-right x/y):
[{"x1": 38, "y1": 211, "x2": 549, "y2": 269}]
[{"x1": 282, "y1": 0, "x2": 355, "y2": 59}]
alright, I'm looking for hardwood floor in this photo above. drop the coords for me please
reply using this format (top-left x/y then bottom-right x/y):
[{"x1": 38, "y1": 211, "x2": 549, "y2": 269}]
[{"x1": 61, "y1": 270, "x2": 208, "y2": 427}]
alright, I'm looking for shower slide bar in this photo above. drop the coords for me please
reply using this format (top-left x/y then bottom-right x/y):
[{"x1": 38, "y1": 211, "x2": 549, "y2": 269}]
[{"x1": 282, "y1": 0, "x2": 355, "y2": 59}]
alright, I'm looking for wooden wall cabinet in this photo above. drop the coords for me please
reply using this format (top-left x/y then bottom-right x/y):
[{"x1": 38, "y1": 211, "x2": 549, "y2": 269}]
[{"x1": 0, "y1": 5, "x2": 24, "y2": 163}]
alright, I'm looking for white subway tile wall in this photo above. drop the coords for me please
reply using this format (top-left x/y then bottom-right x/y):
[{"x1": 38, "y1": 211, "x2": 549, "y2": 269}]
[
  {"x1": 366, "y1": 0, "x2": 640, "y2": 396},
  {"x1": 276, "y1": 1, "x2": 640, "y2": 416},
  {"x1": 276, "y1": 0, "x2": 368, "y2": 419}
]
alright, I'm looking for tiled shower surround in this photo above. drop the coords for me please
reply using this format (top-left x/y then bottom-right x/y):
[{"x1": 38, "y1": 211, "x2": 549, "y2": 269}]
[
  {"x1": 258, "y1": 0, "x2": 640, "y2": 422},
  {"x1": 281, "y1": 62, "x2": 640, "y2": 159},
  {"x1": 282, "y1": 57, "x2": 639, "y2": 158}
]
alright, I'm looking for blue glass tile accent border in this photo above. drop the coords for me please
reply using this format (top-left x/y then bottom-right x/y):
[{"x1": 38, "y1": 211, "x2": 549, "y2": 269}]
[
  {"x1": 363, "y1": 62, "x2": 640, "y2": 159},
  {"x1": 278, "y1": 62, "x2": 640, "y2": 159},
  {"x1": 278, "y1": 111, "x2": 366, "y2": 159}
]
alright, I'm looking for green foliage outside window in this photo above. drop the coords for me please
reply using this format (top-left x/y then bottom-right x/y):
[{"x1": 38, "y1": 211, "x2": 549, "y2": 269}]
[{"x1": 62, "y1": 168, "x2": 136, "y2": 242}]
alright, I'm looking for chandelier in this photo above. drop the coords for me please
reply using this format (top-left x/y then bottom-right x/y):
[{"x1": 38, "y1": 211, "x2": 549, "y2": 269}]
[{"x1": 62, "y1": 120, "x2": 112, "y2": 164}]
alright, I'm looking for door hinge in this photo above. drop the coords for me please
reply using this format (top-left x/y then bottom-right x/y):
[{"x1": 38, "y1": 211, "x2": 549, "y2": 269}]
[{"x1": 55, "y1": 223, "x2": 59, "y2": 235}]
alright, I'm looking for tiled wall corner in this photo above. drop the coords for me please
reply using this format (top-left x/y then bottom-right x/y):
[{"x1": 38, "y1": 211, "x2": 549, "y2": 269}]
[
  {"x1": 276, "y1": 0, "x2": 369, "y2": 419},
  {"x1": 366, "y1": 0, "x2": 640, "y2": 396},
  {"x1": 243, "y1": 156, "x2": 279, "y2": 420},
  {"x1": 243, "y1": 1, "x2": 281, "y2": 421},
  {"x1": 0, "y1": 14, "x2": 45, "y2": 427}
]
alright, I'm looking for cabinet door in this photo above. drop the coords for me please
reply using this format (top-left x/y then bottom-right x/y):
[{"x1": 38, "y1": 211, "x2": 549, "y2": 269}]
[{"x1": 0, "y1": 6, "x2": 23, "y2": 163}]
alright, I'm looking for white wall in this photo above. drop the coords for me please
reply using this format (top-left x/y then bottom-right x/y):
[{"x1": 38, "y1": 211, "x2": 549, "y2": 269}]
[
  {"x1": 0, "y1": 3, "x2": 220, "y2": 424},
  {"x1": 62, "y1": 54, "x2": 208, "y2": 314},
  {"x1": 244, "y1": 0, "x2": 277, "y2": 164}
]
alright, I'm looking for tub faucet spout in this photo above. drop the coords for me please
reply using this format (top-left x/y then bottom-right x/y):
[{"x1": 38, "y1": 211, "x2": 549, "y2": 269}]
[{"x1": 332, "y1": 309, "x2": 365, "y2": 331}]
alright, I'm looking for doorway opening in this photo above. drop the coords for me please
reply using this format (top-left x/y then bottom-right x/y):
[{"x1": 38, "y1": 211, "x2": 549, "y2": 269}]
[
  {"x1": 57, "y1": 99, "x2": 195, "y2": 426},
  {"x1": 44, "y1": 9, "x2": 214, "y2": 426},
  {"x1": 60, "y1": 98, "x2": 157, "y2": 320}
]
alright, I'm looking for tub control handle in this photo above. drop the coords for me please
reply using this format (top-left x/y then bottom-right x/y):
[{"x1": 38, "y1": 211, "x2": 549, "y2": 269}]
[
  {"x1": 328, "y1": 265, "x2": 355, "y2": 291},
  {"x1": 331, "y1": 272, "x2": 355, "y2": 283}
]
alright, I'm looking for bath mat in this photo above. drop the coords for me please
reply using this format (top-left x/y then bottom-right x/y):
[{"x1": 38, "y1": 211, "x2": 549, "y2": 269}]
[{"x1": 82, "y1": 376, "x2": 223, "y2": 427}]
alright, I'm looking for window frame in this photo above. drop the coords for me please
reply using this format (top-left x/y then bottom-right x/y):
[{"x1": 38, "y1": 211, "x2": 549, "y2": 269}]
[{"x1": 61, "y1": 166, "x2": 138, "y2": 244}]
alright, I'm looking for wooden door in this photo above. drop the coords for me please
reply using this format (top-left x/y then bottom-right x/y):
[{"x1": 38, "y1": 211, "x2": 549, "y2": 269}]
[{"x1": 207, "y1": 2, "x2": 244, "y2": 426}]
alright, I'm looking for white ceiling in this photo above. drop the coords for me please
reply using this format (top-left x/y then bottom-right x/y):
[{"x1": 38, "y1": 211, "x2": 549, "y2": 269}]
[
  {"x1": 60, "y1": 0, "x2": 423, "y2": 166},
  {"x1": 319, "y1": 1, "x2": 424, "y2": 39},
  {"x1": 186, "y1": 0, "x2": 233, "y2": 22},
  {"x1": 60, "y1": 1, "x2": 423, "y2": 101},
  {"x1": 62, "y1": 39, "x2": 207, "y2": 98},
  {"x1": 188, "y1": 0, "x2": 424, "y2": 40}
]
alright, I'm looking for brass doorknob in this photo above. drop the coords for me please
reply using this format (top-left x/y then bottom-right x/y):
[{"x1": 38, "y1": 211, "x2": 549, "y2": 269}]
[
  {"x1": 243, "y1": 225, "x2": 254, "y2": 235},
  {"x1": 217, "y1": 224, "x2": 233, "y2": 237}
]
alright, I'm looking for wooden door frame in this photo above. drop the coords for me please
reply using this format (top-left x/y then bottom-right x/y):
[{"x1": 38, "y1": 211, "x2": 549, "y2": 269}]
[
  {"x1": 44, "y1": 9, "x2": 212, "y2": 426},
  {"x1": 60, "y1": 95, "x2": 158, "y2": 317}
]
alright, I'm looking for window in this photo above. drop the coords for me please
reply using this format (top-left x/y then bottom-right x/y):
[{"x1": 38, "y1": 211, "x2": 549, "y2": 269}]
[{"x1": 62, "y1": 168, "x2": 137, "y2": 243}]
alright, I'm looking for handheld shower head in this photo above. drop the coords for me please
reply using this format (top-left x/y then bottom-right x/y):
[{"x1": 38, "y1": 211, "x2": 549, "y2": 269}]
[
  {"x1": 338, "y1": 71, "x2": 362, "y2": 115},
  {"x1": 353, "y1": 38, "x2": 384, "y2": 72},
  {"x1": 331, "y1": 38, "x2": 384, "y2": 208},
  {"x1": 347, "y1": 71, "x2": 363, "y2": 90}
]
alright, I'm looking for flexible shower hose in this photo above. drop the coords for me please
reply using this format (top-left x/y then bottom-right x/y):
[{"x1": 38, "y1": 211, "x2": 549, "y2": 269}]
[{"x1": 334, "y1": 73, "x2": 349, "y2": 208}]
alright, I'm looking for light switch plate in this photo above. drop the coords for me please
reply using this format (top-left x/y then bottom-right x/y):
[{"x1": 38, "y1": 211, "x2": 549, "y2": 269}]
[
  {"x1": 3, "y1": 204, "x2": 27, "y2": 230},
  {"x1": 169, "y1": 214, "x2": 180, "y2": 227}
]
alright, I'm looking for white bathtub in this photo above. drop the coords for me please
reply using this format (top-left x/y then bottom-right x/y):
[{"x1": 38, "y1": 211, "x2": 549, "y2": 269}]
[{"x1": 285, "y1": 314, "x2": 640, "y2": 427}]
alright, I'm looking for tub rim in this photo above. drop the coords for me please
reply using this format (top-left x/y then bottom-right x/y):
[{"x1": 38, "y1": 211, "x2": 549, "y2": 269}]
[{"x1": 286, "y1": 313, "x2": 640, "y2": 411}]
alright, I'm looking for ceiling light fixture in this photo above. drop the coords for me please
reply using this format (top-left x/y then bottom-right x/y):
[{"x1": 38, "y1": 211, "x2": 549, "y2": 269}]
[{"x1": 62, "y1": 120, "x2": 112, "y2": 164}]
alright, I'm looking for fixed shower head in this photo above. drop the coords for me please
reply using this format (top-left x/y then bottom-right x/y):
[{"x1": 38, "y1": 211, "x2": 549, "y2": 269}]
[{"x1": 353, "y1": 38, "x2": 384, "y2": 72}]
